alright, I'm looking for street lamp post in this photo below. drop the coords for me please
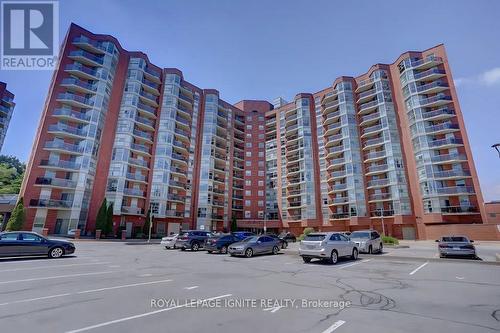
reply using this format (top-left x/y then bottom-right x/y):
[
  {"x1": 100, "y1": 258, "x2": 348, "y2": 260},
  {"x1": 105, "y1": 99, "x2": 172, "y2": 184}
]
[
  {"x1": 381, "y1": 207, "x2": 386, "y2": 236},
  {"x1": 492, "y1": 143, "x2": 500, "y2": 158}
]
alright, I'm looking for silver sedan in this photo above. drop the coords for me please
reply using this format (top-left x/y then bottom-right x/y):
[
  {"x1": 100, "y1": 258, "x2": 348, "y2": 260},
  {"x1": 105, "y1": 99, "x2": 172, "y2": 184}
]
[
  {"x1": 228, "y1": 235, "x2": 280, "y2": 258},
  {"x1": 436, "y1": 236, "x2": 477, "y2": 258}
]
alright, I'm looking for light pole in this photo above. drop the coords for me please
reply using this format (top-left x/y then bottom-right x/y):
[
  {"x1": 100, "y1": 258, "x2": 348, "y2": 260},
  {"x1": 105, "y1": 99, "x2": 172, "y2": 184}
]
[
  {"x1": 263, "y1": 213, "x2": 267, "y2": 234},
  {"x1": 381, "y1": 207, "x2": 386, "y2": 236},
  {"x1": 492, "y1": 143, "x2": 500, "y2": 158}
]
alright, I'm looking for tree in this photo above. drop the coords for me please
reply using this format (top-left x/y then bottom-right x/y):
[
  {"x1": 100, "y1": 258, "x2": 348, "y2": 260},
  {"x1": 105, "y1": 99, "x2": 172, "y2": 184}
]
[
  {"x1": 95, "y1": 198, "x2": 107, "y2": 233},
  {"x1": 231, "y1": 215, "x2": 238, "y2": 232},
  {"x1": 0, "y1": 155, "x2": 25, "y2": 194},
  {"x1": 143, "y1": 209, "x2": 151, "y2": 236},
  {"x1": 104, "y1": 202, "x2": 114, "y2": 236},
  {"x1": 6, "y1": 197, "x2": 25, "y2": 231}
]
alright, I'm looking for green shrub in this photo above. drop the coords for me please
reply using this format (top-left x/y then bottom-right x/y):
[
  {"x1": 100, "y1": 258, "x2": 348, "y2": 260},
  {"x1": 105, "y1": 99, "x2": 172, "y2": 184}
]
[
  {"x1": 382, "y1": 235, "x2": 399, "y2": 245},
  {"x1": 298, "y1": 227, "x2": 315, "y2": 241}
]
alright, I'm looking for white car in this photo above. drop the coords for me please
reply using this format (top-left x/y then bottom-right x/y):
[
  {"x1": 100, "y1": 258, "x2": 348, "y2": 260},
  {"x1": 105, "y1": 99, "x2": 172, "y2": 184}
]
[
  {"x1": 161, "y1": 234, "x2": 179, "y2": 249},
  {"x1": 299, "y1": 232, "x2": 358, "y2": 264}
]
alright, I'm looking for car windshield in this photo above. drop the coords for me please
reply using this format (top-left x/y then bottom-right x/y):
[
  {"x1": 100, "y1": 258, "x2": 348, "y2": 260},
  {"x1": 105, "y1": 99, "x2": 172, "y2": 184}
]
[
  {"x1": 304, "y1": 234, "x2": 326, "y2": 241},
  {"x1": 240, "y1": 236, "x2": 258, "y2": 243},
  {"x1": 350, "y1": 232, "x2": 370, "y2": 239},
  {"x1": 442, "y1": 237, "x2": 468, "y2": 242}
]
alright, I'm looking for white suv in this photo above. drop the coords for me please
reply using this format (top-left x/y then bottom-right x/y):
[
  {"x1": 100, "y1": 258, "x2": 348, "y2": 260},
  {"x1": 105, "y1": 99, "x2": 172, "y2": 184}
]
[
  {"x1": 349, "y1": 230, "x2": 383, "y2": 254},
  {"x1": 299, "y1": 232, "x2": 358, "y2": 264}
]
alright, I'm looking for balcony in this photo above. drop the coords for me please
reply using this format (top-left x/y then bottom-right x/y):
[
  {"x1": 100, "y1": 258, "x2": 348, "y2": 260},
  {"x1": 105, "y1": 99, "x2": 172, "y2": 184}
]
[
  {"x1": 139, "y1": 90, "x2": 159, "y2": 106},
  {"x1": 367, "y1": 178, "x2": 390, "y2": 188},
  {"x1": 135, "y1": 115, "x2": 155, "y2": 130},
  {"x1": 177, "y1": 103, "x2": 192, "y2": 119},
  {"x1": 128, "y1": 157, "x2": 149, "y2": 169},
  {"x1": 330, "y1": 212, "x2": 350, "y2": 219},
  {"x1": 419, "y1": 94, "x2": 452, "y2": 108},
  {"x1": 169, "y1": 179, "x2": 186, "y2": 190},
  {"x1": 126, "y1": 173, "x2": 147, "y2": 183},
  {"x1": 410, "y1": 56, "x2": 443, "y2": 70},
  {"x1": 434, "y1": 186, "x2": 475, "y2": 196},
  {"x1": 143, "y1": 67, "x2": 162, "y2": 83},
  {"x1": 132, "y1": 129, "x2": 153, "y2": 143},
  {"x1": 327, "y1": 158, "x2": 346, "y2": 170},
  {"x1": 167, "y1": 193, "x2": 185, "y2": 203},
  {"x1": 72, "y1": 36, "x2": 106, "y2": 54},
  {"x1": 430, "y1": 153, "x2": 467, "y2": 164},
  {"x1": 137, "y1": 102, "x2": 157, "y2": 117},
  {"x1": 432, "y1": 169, "x2": 471, "y2": 180},
  {"x1": 130, "y1": 143, "x2": 151, "y2": 156},
  {"x1": 361, "y1": 123, "x2": 384, "y2": 137},
  {"x1": 121, "y1": 206, "x2": 144, "y2": 215},
  {"x1": 141, "y1": 79, "x2": 160, "y2": 95},
  {"x1": 440, "y1": 206, "x2": 479, "y2": 214},
  {"x1": 424, "y1": 122, "x2": 459, "y2": 135},
  {"x1": 416, "y1": 81, "x2": 449, "y2": 94},
  {"x1": 323, "y1": 110, "x2": 341, "y2": 126},
  {"x1": 35, "y1": 177, "x2": 77, "y2": 189},
  {"x1": 170, "y1": 166, "x2": 187, "y2": 177},
  {"x1": 61, "y1": 77, "x2": 97, "y2": 94},
  {"x1": 366, "y1": 164, "x2": 389, "y2": 175},
  {"x1": 364, "y1": 150, "x2": 386, "y2": 162},
  {"x1": 360, "y1": 112, "x2": 382, "y2": 126},
  {"x1": 328, "y1": 170, "x2": 347, "y2": 181},
  {"x1": 171, "y1": 152, "x2": 188, "y2": 164},
  {"x1": 325, "y1": 134, "x2": 344, "y2": 147},
  {"x1": 65, "y1": 63, "x2": 99, "y2": 80},
  {"x1": 40, "y1": 159, "x2": 80, "y2": 170},
  {"x1": 363, "y1": 136, "x2": 385, "y2": 150},
  {"x1": 123, "y1": 188, "x2": 146, "y2": 198},
  {"x1": 0, "y1": 104, "x2": 12, "y2": 116},
  {"x1": 47, "y1": 124, "x2": 88, "y2": 139},
  {"x1": 53, "y1": 108, "x2": 91, "y2": 123},
  {"x1": 30, "y1": 199, "x2": 73, "y2": 209},
  {"x1": 176, "y1": 116, "x2": 191, "y2": 129},
  {"x1": 57, "y1": 93, "x2": 94, "y2": 108},
  {"x1": 323, "y1": 100, "x2": 340, "y2": 113},
  {"x1": 326, "y1": 145, "x2": 346, "y2": 158},
  {"x1": 368, "y1": 193, "x2": 392, "y2": 202},
  {"x1": 173, "y1": 140, "x2": 189, "y2": 154},
  {"x1": 413, "y1": 68, "x2": 446, "y2": 82},
  {"x1": 358, "y1": 99, "x2": 379, "y2": 115},
  {"x1": 356, "y1": 88, "x2": 377, "y2": 104},
  {"x1": 421, "y1": 108, "x2": 455, "y2": 121},
  {"x1": 174, "y1": 128, "x2": 190, "y2": 142},
  {"x1": 328, "y1": 197, "x2": 350, "y2": 205},
  {"x1": 324, "y1": 122, "x2": 342, "y2": 136},
  {"x1": 44, "y1": 141, "x2": 84, "y2": 155},
  {"x1": 68, "y1": 50, "x2": 103, "y2": 67},
  {"x1": 329, "y1": 183, "x2": 347, "y2": 192},
  {"x1": 427, "y1": 137, "x2": 463, "y2": 149},
  {"x1": 165, "y1": 210, "x2": 184, "y2": 218},
  {"x1": 370, "y1": 210, "x2": 395, "y2": 217},
  {"x1": 178, "y1": 93, "x2": 193, "y2": 104}
]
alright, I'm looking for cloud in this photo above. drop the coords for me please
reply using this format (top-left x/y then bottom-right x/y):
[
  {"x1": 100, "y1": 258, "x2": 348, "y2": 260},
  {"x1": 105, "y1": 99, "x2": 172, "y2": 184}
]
[
  {"x1": 479, "y1": 67, "x2": 500, "y2": 85},
  {"x1": 455, "y1": 67, "x2": 500, "y2": 87}
]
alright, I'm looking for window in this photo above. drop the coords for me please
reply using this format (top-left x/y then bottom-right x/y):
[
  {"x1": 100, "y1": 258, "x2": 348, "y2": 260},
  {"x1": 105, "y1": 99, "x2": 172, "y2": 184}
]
[
  {"x1": 245, "y1": 161, "x2": 252, "y2": 166},
  {"x1": 245, "y1": 170, "x2": 251, "y2": 176},
  {"x1": 258, "y1": 180, "x2": 264, "y2": 187},
  {"x1": 258, "y1": 200, "x2": 264, "y2": 207},
  {"x1": 339, "y1": 234, "x2": 349, "y2": 241},
  {"x1": 245, "y1": 200, "x2": 251, "y2": 206},
  {"x1": 245, "y1": 211, "x2": 251, "y2": 218},
  {"x1": 245, "y1": 190, "x2": 251, "y2": 196},
  {"x1": 329, "y1": 233, "x2": 341, "y2": 241},
  {"x1": 246, "y1": 125, "x2": 252, "y2": 130},
  {"x1": 246, "y1": 151, "x2": 252, "y2": 157},
  {"x1": 258, "y1": 190, "x2": 264, "y2": 196},
  {"x1": 0, "y1": 233, "x2": 19, "y2": 240},
  {"x1": 20, "y1": 233, "x2": 42, "y2": 241}
]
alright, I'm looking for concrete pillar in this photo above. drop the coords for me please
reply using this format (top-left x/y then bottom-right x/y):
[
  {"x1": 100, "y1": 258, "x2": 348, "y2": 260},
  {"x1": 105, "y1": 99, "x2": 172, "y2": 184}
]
[
  {"x1": 74, "y1": 229, "x2": 81, "y2": 239},
  {"x1": 121, "y1": 230, "x2": 126, "y2": 241},
  {"x1": 95, "y1": 229, "x2": 102, "y2": 239}
]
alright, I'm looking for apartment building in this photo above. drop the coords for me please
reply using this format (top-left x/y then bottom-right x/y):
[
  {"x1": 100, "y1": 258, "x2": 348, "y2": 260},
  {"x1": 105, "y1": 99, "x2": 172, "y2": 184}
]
[
  {"x1": 0, "y1": 82, "x2": 15, "y2": 152},
  {"x1": 20, "y1": 23, "x2": 496, "y2": 239}
]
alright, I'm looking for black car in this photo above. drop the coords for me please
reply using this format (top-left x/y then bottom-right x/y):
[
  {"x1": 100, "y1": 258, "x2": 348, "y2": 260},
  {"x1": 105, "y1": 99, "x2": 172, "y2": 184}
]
[
  {"x1": 205, "y1": 234, "x2": 239, "y2": 254},
  {"x1": 266, "y1": 234, "x2": 288, "y2": 249},
  {"x1": 279, "y1": 232, "x2": 297, "y2": 243},
  {"x1": 0, "y1": 231, "x2": 76, "y2": 258},
  {"x1": 175, "y1": 230, "x2": 212, "y2": 251}
]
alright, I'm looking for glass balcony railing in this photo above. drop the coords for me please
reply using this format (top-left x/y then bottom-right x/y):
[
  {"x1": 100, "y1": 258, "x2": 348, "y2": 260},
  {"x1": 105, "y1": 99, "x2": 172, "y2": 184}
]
[
  {"x1": 364, "y1": 150, "x2": 386, "y2": 160},
  {"x1": 44, "y1": 141, "x2": 84, "y2": 153},
  {"x1": 123, "y1": 188, "x2": 145, "y2": 197},
  {"x1": 171, "y1": 153, "x2": 188, "y2": 163},
  {"x1": 367, "y1": 179, "x2": 390, "y2": 187},
  {"x1": 361, "y1": 112, "x2": 382, "y2": 123},
  {"x1": 30, "y1": 198, "x2": 73, "y2": 208},
  {"x1": 369, "y1": 193, "x2": 391, "y2": 201},
  {"x1": 421, "y1": 108, "x2": 455, "y2": 120},
  {"x1": 427, "y1": 137, "x2": 463, "y2": 148},
  {"x1": 425, "y1": 122, "x2": 459, "y2": 133},
  {"x1": 35, "y1": 177, "x2": 77, "y2": 188},
  {"x1": 57, "y1": 93, "x2": 94, "y2": 107},
  {"x1": 130, "y1": 143, "x2": 151, "y2": 154},
  {"x1": 69, "y1": 50, "x2": 104, "y2": 65},
  {"x1": 357, "y1": 88, "x2": 377, "y2": 99},
  {"x1": 137, "y1": 102, "x2": 156, "y2": 115},
  {"x1": 410, "y1": 56, "x2": 443, "y2": 68},
  {"x1": 61, "y1": 77, "x2": 97, "y2": 92},
  {"x1": 440, "y1": 206, "x2": 478, "y2": 214},
  {"x1": 435, "y1": 186, "x2": 475, "y2": 195},
  {"x1": 53, "y1": 108, "x2": 91, "y2": 121},
  {"x1": 329, "y1": 170, "x2": 346, "y2": 178},
  {"x1": 65, "y1": 63, "x2": 99, "y2": 78},
  {"x1": 419, "y1": 94, "x2": 452, "y2": 107},
  {"x1": 73, "y1": 36, "x2": 106, "y2": 52},
  {"x1": 413, "y1": 68, "x2": 446, "y2": 80},
  {"x1": 331, "y1": 183, "x2": 347, "y2": 191},
  {"x1": 362, "y1": 124, "x2": 384, "y2": 135},
  {"x1": 430, "y1": 153, "x2": 467, "y2": 163},
  {"x1": 367, "y1": 164, "x2": 389, "y2": 173},
  {"x1": 416, "y1": 80, "x2": 448, "y2": 93},
  {"x1": 165, "y1": 210, "x2": 184, "y2": 218},
  {"x1": 40, "y1": 159, "x2": 80, "y2": 170},
  {"x1": 133, "y1": 129, "x2": 153, "y2": 141},
  {"x1": 358, "y1": 99, "x2": 379, "y2": 112},
  {"x1": 167, "y1": 193, "x2": 185, "y2": 202},
  {"x1": 128, "y1": 157, "x2": 148, "y2": 168},
  {"x1": 126, "y1": 173, "x2": 147, "y2": 182},
  {"x1": 169, "y1": 179, "x2": 186, "y2": 189},
  {"x1": 121, "y1": 206, "x2": 144, "y2": 215},
  {"x1": 432, "y1": 170, "x2": 471, "y2": 179},
  {"x1": 135, "y1": 115, "x2": 155, "y2": 127},
  {"x1": 363, "y1": 137, "x2": 385, "y2": 148},
  {"x1": 330, "y1": 197, "x2": 349, "y2": 204},
  {"x1": 48, "y1": 124, "x2": 88, "y2": 137}
]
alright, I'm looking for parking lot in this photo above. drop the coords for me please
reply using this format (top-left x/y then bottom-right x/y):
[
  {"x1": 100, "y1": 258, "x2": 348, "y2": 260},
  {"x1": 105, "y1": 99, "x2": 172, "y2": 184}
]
[{"x1": 0, "y1": 241, "x2": 499, "y2": 333}]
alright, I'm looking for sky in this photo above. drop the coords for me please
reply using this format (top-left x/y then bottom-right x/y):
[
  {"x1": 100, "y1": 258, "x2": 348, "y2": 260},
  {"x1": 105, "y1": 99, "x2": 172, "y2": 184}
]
[{"x1": 1, "y1": 0, "x2": 499, "y2": 201}]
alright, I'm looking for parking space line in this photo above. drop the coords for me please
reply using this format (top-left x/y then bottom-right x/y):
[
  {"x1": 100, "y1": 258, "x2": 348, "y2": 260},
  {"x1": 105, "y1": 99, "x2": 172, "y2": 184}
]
[
  {"x1": 184, "y1": 286, "x2": 199, "y2": 290},
  {"x1": 321, "y1": 320, "x2": 346, "y2": 332},
  {"x1": 0, "y1": 262, "x2": 112, "y2": 273},
  {"x1": 339, "y1": 259, "x2": 371, "y2": 269},
  {"x1": 0, "y1": 271, "x2": 115, "y2": 285},
  {"x1": 0, "y1": 279, "x2": 173, "y2": 306},
  {"x1": 65, "y1": 294, "x2": 233, "y2": 333},
  {"x1": 409, "y1": 261, "x2": 429, "y2": 275}
]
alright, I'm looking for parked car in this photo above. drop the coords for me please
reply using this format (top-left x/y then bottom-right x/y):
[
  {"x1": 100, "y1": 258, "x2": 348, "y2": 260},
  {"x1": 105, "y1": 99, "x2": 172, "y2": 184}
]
[
  {"x1": 349, "y1": 230, "x2": 383, "y2": 254},
  {"x1": 278, "y1": 231, "x2": 297, "y2": 243},
  {"x1": 299, "y1": 232, "x2": 358, "y2": 264},
  {"x1": 436, "y1": 236, "x2": 477, "y2": 258},
  {"x1": 0, "y1": 231, "x2": 76, "y2": 259},
  {"x1": 161, "y1": 233, "x2": 179, "y2": 249},
  {"x1": 175, "y1": 230, "x2": 212, "y2": 251},
  {"x1": 228, "y1": 235, "x2": 281, "y2": 258},
  {"x1": 205, "y1": 234, "x2": 239, "y2": 254},
  {"x1": 341, "y1": 231, "x2": 351, "y2": 237},
  {"x1": 266, "y1": 234, "x2": 288, "y2": 249},
  {"x1": 232, "y1": 231, "x2": 255, "y2": 240}
]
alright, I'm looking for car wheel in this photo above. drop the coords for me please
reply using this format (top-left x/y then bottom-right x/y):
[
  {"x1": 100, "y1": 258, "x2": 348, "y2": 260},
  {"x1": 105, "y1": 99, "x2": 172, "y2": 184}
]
[
  {"x1": 245, "y1": 248, "x2": 253, "y2": 258},
  {"x1": 173, "y1": 244, "x2": 177, "y2": 249},
  {"x1": 207, "y1": 250, "x2": 213, "y2": 254},
  {"x1": 180, "y1": 247, "x2": 185, "y2": 251},
  {"x1": 351, "y1": 248, "x2": 358, "y2": 260},
  {"x1": 329, "y1": 250, "x2": 338, "y2": 265},
  {"x1": 191, "y1": 242, "x2": 200, "y2": 251},
  {"x1": 165, "y1": 246, "x2": 169, "y2": 249},
  {"x1": 368, "y1": 245, "x2": 373, "y2": 254},
  {"x1": 302, "y1": 257, "x2": 311, "y2": 263},
  {"x1": 379, "y1": 243, "x2": 383, "y2": 253},
  {"x1": 272, "y1": 246, "x2": 279, "y2": 255},
  {"x1": 49, "y1": 247, "x2": 64, "y2": 258},
  {"x1": 221, "y1": 246, "x2": 228, "y2": 254},
  {"x1": 439, "y1": 254, "x2": 446, "y2": 258},
  {"x1": 282, "y1": 242, "x2": 288, "y2": 249}
]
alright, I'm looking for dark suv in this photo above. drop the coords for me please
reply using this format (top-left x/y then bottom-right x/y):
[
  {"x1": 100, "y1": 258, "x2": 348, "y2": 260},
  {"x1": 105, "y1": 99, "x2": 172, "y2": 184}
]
[
  {"x1": 205, "y1": 234, "x2": 239, "y2": 254},
  {"x1": 175, "y1": 230, "x2": 212, "y2": 251}
]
